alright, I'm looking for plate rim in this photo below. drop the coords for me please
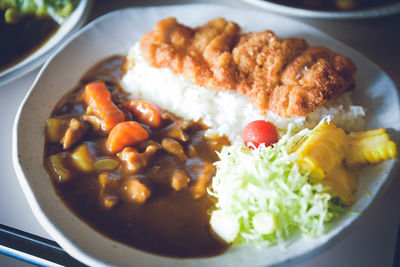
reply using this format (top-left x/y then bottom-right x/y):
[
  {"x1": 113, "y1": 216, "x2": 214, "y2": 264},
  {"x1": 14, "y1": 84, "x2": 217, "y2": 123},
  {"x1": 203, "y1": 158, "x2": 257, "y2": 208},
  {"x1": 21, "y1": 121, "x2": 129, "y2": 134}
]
[
  {"x1": 12, "y1": 4, "x2": 400, "y2": 267},
  {"x1": 242, "y1": 0, "x2": 400, "y2": 19}
]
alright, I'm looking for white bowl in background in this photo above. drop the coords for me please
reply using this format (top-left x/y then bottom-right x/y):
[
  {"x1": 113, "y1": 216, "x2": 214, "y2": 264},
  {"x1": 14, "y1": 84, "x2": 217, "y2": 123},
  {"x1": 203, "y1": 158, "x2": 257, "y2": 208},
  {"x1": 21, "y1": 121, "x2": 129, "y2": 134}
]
[{"x1": 0, "y1": 0, "x2": 93, "y2": 87}]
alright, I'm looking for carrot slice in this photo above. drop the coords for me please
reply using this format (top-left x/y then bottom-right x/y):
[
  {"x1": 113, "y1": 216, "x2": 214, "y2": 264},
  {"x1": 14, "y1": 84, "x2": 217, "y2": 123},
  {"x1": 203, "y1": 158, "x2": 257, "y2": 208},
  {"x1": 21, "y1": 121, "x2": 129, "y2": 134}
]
[
  {"x1": 122, "y1": 100, "x2": 162, "y2": 128},
  {"x1": 84, "y1": 82, "x2": 125, "y2": 132},
  {"x1": 106, "y1": 121, "x2": 149, "y2": 153}
]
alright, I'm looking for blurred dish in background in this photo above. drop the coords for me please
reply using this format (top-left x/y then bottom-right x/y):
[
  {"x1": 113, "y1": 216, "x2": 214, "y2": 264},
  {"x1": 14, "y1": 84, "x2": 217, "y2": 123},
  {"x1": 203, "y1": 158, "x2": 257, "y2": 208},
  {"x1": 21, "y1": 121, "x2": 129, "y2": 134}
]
[
  {"x1": 265, "y1": 0, "x2": 400, "y2": 11},
  {"x1": 0, "y1": 0, "x2": 92, "y2": 87},
  {"x1": 242, "y1": 0, "x2": 400, "y2": 18},
  {"x1": 0, "y1": 0, "x2": 78, "y2": 71}
]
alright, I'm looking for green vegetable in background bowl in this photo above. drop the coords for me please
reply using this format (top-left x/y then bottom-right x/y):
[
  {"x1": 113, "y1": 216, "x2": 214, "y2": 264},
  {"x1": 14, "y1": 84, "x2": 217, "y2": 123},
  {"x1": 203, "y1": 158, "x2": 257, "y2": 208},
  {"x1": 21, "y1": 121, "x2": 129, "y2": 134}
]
[{"x1": 0, "y1": 0, "x2": 78, "y2": 24}]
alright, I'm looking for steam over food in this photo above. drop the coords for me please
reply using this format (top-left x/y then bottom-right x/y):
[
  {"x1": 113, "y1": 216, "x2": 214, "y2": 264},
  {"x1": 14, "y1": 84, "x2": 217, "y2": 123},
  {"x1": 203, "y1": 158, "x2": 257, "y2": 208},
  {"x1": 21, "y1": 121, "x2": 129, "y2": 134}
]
[{"x1": 140, "y1": 17, "x2": 357, "y2": 118}]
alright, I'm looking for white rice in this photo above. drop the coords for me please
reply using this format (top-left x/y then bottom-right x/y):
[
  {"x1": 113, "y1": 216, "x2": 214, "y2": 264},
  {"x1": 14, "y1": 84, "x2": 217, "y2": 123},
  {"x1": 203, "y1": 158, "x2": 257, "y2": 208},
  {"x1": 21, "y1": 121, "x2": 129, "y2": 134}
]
[{"x1": 121, "y1": 43, "x2": 365, "y2": 142}]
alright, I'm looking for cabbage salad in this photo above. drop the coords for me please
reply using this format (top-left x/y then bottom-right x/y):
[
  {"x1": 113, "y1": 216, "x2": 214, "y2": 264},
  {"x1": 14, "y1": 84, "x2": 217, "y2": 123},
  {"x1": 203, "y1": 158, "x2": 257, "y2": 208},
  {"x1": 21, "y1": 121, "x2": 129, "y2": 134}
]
[{"x1": 209, "y1": 127, "x2": 343, "y2": 246}]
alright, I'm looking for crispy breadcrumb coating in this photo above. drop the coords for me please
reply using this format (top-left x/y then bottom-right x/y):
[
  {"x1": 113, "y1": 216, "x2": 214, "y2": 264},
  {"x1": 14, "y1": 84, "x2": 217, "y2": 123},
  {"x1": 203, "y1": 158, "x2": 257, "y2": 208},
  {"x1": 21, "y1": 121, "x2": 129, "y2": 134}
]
[{"x1": 139, "y1": 17, "x2": 357, "y2": 118}]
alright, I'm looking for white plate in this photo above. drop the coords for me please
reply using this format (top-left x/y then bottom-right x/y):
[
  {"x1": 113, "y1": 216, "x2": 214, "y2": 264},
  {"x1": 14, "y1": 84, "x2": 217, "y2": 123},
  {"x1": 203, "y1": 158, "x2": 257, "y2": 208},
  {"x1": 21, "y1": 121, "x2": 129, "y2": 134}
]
[
  {"x1": 242, "y1": 0, "x2": 400, "y2": 19},
  {"x1": 12, "y1": 4, "x2": 400, "y2": 267},
  {"x1": 0, "y1": 0, "x2": 93, "y2": 87}
]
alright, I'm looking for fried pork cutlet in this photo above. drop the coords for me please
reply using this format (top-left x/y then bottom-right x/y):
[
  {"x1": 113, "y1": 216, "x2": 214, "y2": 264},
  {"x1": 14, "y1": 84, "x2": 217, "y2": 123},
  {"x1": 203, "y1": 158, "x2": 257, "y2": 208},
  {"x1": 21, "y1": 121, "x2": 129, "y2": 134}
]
[{"x1": 139, "y1": 17, "x2": 357, "y2": 118}]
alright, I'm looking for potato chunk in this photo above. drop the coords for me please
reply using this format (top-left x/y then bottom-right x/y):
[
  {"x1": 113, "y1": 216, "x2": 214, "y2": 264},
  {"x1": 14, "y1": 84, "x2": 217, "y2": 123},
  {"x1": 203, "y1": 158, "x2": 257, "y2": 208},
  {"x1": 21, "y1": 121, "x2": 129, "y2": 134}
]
[
  {"x1": 71, "y1": 143, "x2": 95, "y2": 172},
  {"x1": 45, "y1": 118, "x2": 68, "y2": 143},
  {"x1": 48, "y1": 152, "x2": 72, "y2": 183}
]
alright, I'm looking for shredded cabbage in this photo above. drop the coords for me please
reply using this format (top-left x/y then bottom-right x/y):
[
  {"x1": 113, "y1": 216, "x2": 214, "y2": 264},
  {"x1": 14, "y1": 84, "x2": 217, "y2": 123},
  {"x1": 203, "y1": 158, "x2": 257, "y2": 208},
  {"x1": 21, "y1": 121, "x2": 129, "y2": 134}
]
[{"x1": 209, "y1": 129, "x2": 342, "y2": 246}]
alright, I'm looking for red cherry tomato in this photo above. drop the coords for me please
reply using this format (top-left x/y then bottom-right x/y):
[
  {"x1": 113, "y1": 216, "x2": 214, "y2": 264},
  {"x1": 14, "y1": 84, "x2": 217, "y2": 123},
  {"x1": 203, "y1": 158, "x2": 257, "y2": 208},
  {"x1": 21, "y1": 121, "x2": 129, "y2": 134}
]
[{"x1": 243, "y1": 120, "x2": 278, "y2": 149}]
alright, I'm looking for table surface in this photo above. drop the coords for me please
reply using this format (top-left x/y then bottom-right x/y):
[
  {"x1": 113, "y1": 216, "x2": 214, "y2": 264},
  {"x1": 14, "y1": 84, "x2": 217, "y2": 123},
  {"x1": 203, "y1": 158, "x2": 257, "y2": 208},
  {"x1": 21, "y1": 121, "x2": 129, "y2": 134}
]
[{"x1": 1, "y1": 0, "x2": 399, "y2": 266}]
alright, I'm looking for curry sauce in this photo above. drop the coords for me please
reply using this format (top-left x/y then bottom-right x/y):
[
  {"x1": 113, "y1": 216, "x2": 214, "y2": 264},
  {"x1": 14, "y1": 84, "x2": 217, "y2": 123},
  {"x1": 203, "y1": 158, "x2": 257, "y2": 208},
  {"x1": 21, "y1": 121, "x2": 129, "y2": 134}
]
[{"x1": 44, "y1": 56, "x2": 230, "y2": 257}]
